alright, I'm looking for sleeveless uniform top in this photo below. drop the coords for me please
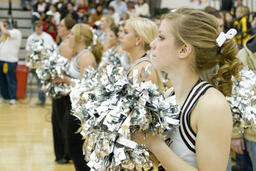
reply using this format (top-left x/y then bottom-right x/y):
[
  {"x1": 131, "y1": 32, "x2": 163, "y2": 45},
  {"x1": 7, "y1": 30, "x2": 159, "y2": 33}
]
[
  {"x1": 67, "y1": 48, "x2": 90, "y2": 79},
  {"x1": 165, "y1": 80, "x2": 213, "y2": 168},
  {"x1": 126, "y1": 55, "x2": 150, "y2": 77}
]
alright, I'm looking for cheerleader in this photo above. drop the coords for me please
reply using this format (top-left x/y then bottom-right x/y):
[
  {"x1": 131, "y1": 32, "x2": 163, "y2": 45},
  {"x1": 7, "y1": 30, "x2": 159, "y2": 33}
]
[
  {"x1": 51, "y1": 17, "x2": 76, "y2": 164},
  {"x1": 134, "y1": 8, "x2": 242, "y2": 171},
  {"x1": 54, "y1": 23, "x2": 103, "y2": 171},
  {"x1": 119, "y1": 17, "x2": 163, "y2": 89}
]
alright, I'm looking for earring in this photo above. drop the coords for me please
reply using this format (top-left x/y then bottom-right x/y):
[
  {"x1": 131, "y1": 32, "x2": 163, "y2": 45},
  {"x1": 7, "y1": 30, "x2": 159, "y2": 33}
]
[{"x1": 136, "y1": 42, "x2": 138, "y2": 46}]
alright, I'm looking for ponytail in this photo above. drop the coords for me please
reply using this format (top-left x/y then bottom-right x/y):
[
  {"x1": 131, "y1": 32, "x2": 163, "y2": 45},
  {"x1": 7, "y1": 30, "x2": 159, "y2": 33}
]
[
  {"x1": 91, "y1": 39, "x2": 103, "y2": 65},
  {"x1": 211, "y1": 39, "x2": 243, "y2": 97}
]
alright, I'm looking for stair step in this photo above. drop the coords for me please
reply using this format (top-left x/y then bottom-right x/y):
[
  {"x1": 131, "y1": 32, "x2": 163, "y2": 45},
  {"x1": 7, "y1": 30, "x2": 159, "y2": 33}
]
[
  {"x1": 0, "y1": 9, "x2": 32, "y2": 18},
  {"x1": 0, "y1": 2, "x2": 24, "y2": 10}
]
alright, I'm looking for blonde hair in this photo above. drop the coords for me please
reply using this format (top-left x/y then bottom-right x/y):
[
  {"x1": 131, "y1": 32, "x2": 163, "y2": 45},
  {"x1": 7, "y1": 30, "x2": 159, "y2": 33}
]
[
  {"x1": 103, "y1": 15, "x2": 115, "y2": 27},
  {"x1": 126, "y1": 17, "x2": 158, "y2": 51},
  {"x1": 73, "y1": 23, "x2": 103, "y2": 64},
  {"x1": 126, "y1": 18, "x2": 163, "y2": 92},
  {"x1": 163, "y1": 8, "x2": 242, "y2": 97}
]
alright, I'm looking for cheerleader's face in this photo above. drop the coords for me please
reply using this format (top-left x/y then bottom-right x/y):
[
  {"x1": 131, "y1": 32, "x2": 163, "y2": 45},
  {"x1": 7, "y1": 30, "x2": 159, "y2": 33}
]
[
  {"x1": 118, "y1": 25, "x2": 124, "y2": 40},
  {"x1": 58, "y1": 19, "x2": 68, "y2": 38},
  {"x1": 150, "y1": 19, "x2": 180, "y2": 72},
  {"x1": 119, "y1": 22, "x2": 137, "y2": 52},
  {"x1": 107, "y1": 30, "x2": 118, "y2": 47},
  {"x1": 100, "y1": 17, "x2": 108, "y2": 30}
]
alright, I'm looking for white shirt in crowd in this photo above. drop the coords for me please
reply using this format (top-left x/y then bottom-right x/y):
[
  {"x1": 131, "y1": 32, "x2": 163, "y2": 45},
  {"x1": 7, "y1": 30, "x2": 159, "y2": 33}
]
[
  {"x1": 135, "y1": 3, "x2": 150, "y2": 17},
  {"x1": 46, "y1": 10, "x2": 61, "y2": 25},
  {"x1": 0, "y1": 29, "x2": 22, "y2": 63},
  {"x1": 112, "y1": 12, "x2": 120, "y2": 25},
  {"x1": 26, "y1": 32, "x2": 56, "y2": 53},
  {"x1": 109, "y1": 0, "x2": 128, "y2": 16}
]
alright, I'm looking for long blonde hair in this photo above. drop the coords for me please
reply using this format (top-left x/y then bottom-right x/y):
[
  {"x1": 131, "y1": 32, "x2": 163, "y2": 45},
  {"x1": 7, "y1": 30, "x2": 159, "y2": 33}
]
[
  {"x1": 163, "y1": 8, "x2": 242, "y2": 96},
  {"x1": 73, "y1": 23, "x2": 103, "y2": 64}
]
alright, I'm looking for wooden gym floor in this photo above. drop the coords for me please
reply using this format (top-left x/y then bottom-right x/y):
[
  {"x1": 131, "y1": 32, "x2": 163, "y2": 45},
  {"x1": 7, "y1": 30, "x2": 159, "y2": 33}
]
[{"x1": 0, "y1": 98, "x2": 75, "y2": 171}]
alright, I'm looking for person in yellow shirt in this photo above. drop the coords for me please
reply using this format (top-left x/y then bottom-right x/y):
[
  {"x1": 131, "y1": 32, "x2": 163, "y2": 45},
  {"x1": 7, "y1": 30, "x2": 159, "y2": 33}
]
[{"x1": 233, "y1": 6, "x2": 251, "y2": 48}]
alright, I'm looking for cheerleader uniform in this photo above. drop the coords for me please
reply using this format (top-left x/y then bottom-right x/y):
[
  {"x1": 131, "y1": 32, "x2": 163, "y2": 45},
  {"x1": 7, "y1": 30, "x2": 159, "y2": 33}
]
[
  {"x1": 51, "y1": 41, "x2": 70, "y2": 163},
  {"x1": 66, "y1": 48, "x2": 91, "y2": 171},
  {"x1": 165, "y1": 80, "x2": 213, "y2": 168}
]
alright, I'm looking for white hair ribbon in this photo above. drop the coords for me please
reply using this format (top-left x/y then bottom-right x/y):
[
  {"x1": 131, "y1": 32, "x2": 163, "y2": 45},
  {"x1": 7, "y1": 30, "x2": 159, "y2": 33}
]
[{"x1": 216, "y1": 28, "x2": 237, "y2": 47}]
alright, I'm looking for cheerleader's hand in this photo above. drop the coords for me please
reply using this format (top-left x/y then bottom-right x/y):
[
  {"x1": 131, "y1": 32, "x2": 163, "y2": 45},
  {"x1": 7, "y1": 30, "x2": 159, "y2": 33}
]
[
  {"x1": 133, "y1": 131, "x2": 161, "y2": 170},
  {"x1": 133, "y1": 131, "x2": 163, "y2": 150}
]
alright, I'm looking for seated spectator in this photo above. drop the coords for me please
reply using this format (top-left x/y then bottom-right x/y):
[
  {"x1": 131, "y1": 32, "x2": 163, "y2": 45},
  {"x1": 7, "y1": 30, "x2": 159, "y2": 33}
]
[
  {"x1": 34, "y1": 0, "x2": 49, "y2": 13},
  {"x1": 47, "y1": 24, "x2": 57, "y2": 41},
  {"x1": 61, "y1": 3, "x2": 79, "y2": 21},
  {"x1": 77, "y1": 0, "x2": 89, "y2": 18},
  {"x1": 81, "y1": 13, "x2": 90, "y2": 24},
  {"x1": 135, "y1": 0, "x2": 150, "y2": 17},
  {"x1": 109, "y1": 0, "x2": 128, "y2": 16},
  {"x1": 90, "y1": 3, "x2": 104, "y2": 27},
  {"x1": 46, "y1": 4, "x2": 61, "y2": 25},
  {"x1": 108, "y1": 6, "x2": 120, "y2": 25},
  {"x1": 127, "y1": 2, "x2": 136, "y2": 18}
]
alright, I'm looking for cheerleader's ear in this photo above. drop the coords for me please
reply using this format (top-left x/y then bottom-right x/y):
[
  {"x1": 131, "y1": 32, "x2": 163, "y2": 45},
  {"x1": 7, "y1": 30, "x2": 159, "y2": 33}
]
[{"x1": 177, "y1": 43, "x2": 193, "y2": 59}]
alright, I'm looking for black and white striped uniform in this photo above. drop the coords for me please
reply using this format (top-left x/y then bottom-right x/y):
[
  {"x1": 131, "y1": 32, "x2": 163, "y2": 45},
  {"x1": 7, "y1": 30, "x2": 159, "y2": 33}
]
[{"x1": 165, "y1": 80, "x2": 213, "y2": 168}]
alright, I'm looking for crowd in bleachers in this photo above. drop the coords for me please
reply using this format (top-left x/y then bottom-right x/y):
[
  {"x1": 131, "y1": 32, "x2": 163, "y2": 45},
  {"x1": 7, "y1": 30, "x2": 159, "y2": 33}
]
[{"x1": 27, "y1": 0, "x2": 152, "y2": 43}]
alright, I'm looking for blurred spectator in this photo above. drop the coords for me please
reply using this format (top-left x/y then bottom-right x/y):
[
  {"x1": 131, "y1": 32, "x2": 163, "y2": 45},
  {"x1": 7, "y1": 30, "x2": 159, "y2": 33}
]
[
  {"x1": 90, "y1": 3, "x2": 104, "y2": 26},
  {"x1": 77, "y1": 0, "x2": 89, "y2": 20},
  {"x1": 0, "y1": 20, "x2": 22, "y2": 105},
  {"x1": 46, "y1": 4, "x2": 61, "y2": 25},
  {"x1": 56, "y1": 0, "x2": 65, "y2": 11},
  {"x1": 233, "y1": 6, "x2": 251, "y2": 48},
  {"x1": 61, "y1": 3, "x2": 79, "y2": 21},
  {"x1": 34, "y1": 0, "x2": 49, "y2": 13},
  {"x1": 26, "y1": 21, "x2": 56, "y2": 106},
  {"x1": 222, "y1": 11, "x2": 233, "y2": 31},
  {"x1": 20, "y1": 0, "x2": 33, "y2": 10},
  {"x1": 109, "y1": 0, "x2": 128, "y2": 16},
  {"x1": 230, "y1": 0, "x2": 248, "y2": 18},
  {"x1": 48, "y1": 24, "x2": 57, "y2": 40},
  {"x1": 127, "y1": 2, "x2": 136, "y2": 18},
  {"x1": 108, "y1": 6, "x2": 120, "y2": 25},
  {"x1": 135, "y1": 0, "x2": 150, "y2": 17},
  {"x1": 81, "y1": 14, "x2": 90, "y2": 24}
]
